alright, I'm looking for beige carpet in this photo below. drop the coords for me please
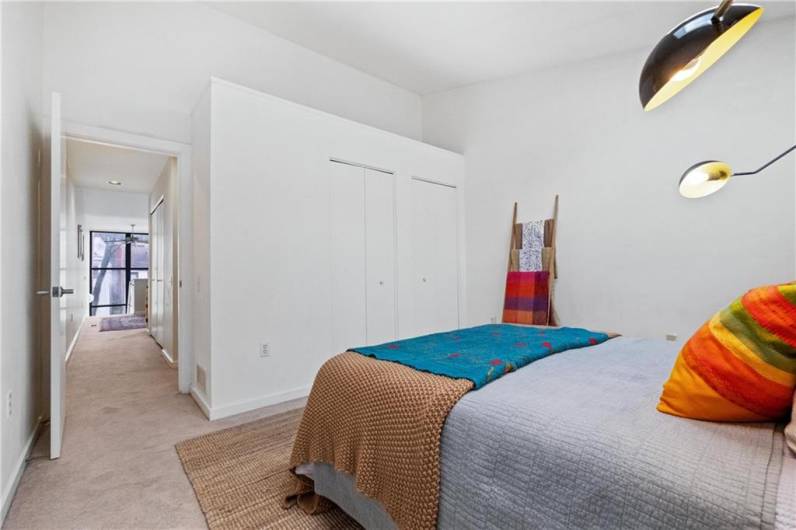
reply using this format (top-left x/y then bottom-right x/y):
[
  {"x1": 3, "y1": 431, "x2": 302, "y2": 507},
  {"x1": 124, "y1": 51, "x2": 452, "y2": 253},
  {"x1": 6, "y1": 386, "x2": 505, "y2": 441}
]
[
  {"x1": 176, "y1": 409, "x2": 359, "y2": 529},
  {"x1": 3, "y1": 317, "x2": 307, "y2": 529}
]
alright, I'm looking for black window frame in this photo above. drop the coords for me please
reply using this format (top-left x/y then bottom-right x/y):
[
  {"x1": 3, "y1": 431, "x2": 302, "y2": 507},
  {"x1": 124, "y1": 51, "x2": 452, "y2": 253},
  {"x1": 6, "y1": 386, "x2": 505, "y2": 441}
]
[{"x1": 89, "y1": 230, "x2": 149, "y2": 316}]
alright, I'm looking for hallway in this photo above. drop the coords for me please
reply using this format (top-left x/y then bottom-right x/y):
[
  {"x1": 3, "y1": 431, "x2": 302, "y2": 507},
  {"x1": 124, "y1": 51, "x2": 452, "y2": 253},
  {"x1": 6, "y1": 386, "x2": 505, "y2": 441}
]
[{"x1": 3, "y1": 318, "x2": 303, "y2": 529}]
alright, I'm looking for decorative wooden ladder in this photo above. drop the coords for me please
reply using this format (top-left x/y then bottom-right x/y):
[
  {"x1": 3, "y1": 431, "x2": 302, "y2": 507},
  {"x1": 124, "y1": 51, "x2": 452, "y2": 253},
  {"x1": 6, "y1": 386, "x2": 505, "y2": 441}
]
[{"x1": 503, "y1": 195, "x2": 559, "y2": 326}]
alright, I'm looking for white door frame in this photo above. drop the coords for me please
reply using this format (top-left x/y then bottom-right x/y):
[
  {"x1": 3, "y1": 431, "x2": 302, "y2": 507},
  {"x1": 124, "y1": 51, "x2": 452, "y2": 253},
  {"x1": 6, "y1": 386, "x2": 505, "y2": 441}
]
[{"x1": 63, "y1": 121, "x2": 194, "y2": 394}]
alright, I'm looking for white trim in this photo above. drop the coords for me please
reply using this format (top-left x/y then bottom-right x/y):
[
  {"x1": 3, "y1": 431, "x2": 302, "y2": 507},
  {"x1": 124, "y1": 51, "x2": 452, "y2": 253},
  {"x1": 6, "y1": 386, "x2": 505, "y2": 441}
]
[
  {"x1": 160, "y1": 348, "x2": 175, "y2": 366},
  {"x1": 62, "y1": 121, "x2": 190, "y2": 155},
  {"x1": 1, "y1": 418, "x2": 42, "y2": 524},
  {"x1": 329, "y1": 157, "x2": 394, "y2": 175},
  {"x1": 200, "y1": 386, "x2": 311, "y2": 421},
  {"x1": 62, "y1": 121, "x2": 194, "y2": 395},
  {"x1": 411, "y1": 175, "x2": 457, "y2": 189},
  {"x1": 65, "y1": 314, "x2": 88, "y2": 364},
  {"x1": 189, "y1": 386, "x2": 211, "y2": 419},
  {"x1": 149, "y1": 194, "x2": 165, "y2": 215}
]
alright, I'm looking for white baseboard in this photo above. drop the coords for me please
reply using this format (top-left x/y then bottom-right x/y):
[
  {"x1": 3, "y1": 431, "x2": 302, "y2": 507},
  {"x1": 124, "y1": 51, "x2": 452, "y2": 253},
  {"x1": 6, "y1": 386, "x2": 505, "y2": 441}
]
[
  {"x1": 160, "y1": 348, "x2": 175, "y2": 367},
  {"x1": 191, "y1": 386, "x2": 310, "y2": 421},
  {"x1": 1, "y1": 418, "x2": 42, "y2": 525},
  {"x1": 65, "y1": 314, "x2": 88, "y2": 364},
  {"x1": 189, "y1": 386, "x2": 212, "y2": 419}
]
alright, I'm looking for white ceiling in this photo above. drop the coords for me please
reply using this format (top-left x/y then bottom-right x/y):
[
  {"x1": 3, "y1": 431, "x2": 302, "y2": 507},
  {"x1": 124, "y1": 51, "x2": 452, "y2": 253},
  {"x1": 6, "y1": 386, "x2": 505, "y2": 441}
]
[
  {"x1": 66, "y1": 139, "x2": 170, "y2": 193},
  {"x1": 211, "y1": 1, "x2": 795, "y2": 95}
]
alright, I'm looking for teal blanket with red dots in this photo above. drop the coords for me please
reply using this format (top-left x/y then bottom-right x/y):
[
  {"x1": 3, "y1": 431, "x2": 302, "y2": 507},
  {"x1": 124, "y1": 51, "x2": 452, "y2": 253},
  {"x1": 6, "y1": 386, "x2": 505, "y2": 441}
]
[{"x1": 351, "y1": 324, "x2": 613, "y2": 389}]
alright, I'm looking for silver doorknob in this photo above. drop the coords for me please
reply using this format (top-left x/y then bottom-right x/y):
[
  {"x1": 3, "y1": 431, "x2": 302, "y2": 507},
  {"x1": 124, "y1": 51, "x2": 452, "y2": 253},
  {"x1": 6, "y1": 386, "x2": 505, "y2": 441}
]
[{"x1": 50, "y1": 286, "x2": 75, "y2": 297}]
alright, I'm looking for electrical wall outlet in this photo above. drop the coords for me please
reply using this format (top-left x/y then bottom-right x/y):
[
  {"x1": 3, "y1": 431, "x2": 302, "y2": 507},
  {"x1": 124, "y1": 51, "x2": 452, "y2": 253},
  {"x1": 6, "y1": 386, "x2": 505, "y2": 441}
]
[
  {"x1": 665, "y1": 334, "x2": 678, "y2": 342},
  {"x1": 7, "y1": 391, "x2": 13, "y2": 418},
  {"x1": 260, "y1": 343, "x2": 270, "y2": 358}
]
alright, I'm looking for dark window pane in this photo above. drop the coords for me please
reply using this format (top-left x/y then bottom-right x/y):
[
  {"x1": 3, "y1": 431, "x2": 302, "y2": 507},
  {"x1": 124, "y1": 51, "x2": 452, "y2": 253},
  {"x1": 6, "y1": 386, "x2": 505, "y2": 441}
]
[
  {"x1": 130, "y1": 235, "x2": 149, "y2": 268},
  {"x1": 91, "y1": 232, "x2": 127, "y2": 268},
  {"x1": 91, "y1": 269, "x2": 127, "y2": 306}
]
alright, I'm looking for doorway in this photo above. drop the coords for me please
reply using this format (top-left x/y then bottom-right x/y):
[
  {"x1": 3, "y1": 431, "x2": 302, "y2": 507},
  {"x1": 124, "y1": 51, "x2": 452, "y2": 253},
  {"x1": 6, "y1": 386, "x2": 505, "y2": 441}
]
[{"x1": 62, "y1": 122, "x2": 193, "y2": 394}]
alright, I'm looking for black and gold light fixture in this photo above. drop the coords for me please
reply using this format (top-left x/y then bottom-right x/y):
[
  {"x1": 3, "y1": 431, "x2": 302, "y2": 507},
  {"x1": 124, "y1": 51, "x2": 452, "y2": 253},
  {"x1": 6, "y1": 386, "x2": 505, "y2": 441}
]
[
  {"x1": 639, "y1": 0, "x2": 763, "y2": 111},
  {"x1": 678, "y1": 144, "x2": 796, "y2": 198}
]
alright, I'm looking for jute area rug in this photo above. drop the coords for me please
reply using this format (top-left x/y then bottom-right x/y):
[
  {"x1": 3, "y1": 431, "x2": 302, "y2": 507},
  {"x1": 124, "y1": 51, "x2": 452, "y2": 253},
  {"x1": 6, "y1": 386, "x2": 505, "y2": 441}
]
[{"x1": 175, "y1": 408, "x2": 360, "y2": 529}]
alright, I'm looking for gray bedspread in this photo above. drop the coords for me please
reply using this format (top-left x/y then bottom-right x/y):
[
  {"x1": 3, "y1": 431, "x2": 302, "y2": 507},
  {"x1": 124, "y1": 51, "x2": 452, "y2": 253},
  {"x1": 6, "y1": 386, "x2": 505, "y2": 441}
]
[
  {"x1": 309, "y1": 337, "x2": 786, "y2": 529},
  {"x1": 438, "y1": 336, "x2": 784, "y2": 530}
]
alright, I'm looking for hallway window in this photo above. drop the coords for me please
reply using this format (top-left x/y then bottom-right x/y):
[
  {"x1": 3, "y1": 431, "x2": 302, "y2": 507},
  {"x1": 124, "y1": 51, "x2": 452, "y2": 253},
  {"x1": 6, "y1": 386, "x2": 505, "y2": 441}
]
[{"x1": 90, "y1": 231, "x2": 149, "y2": 316}]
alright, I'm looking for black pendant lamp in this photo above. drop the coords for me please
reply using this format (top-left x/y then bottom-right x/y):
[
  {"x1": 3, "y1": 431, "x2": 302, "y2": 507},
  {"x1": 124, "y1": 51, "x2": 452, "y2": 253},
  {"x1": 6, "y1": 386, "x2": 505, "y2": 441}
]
[{"x1": 639, "y1": 0, "x2": 763, "y2": 111}]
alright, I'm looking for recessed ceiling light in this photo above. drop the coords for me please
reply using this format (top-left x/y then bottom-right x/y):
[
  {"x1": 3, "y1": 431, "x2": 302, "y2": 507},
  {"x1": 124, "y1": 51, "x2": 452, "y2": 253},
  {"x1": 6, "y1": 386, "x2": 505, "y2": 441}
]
[{"x1": 107, "y1": 180, "x2": 122, "y2": 186}]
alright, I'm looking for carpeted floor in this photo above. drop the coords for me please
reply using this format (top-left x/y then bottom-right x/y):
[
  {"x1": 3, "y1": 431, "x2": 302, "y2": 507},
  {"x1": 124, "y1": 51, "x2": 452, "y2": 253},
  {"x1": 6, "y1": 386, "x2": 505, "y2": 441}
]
[
  {"x1": 176, "y1": 409, "x2": 358, "y2": 529},
  {"x1": 3, "y1": 317, "x2": 306, "y2": 529}
]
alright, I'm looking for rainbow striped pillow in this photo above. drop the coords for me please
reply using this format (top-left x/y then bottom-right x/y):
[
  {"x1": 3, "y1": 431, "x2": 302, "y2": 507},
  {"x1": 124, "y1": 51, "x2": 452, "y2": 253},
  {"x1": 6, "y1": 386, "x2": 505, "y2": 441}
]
[{"x1": 658, "y1": 282, "x2": 796, "y2": 421}]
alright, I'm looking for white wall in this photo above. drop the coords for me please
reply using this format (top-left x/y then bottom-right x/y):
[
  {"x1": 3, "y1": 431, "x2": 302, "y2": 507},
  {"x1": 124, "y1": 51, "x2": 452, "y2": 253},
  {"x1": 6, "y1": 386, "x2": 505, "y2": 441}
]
[
  {"x1": 74, "y1": 187, "x2": 148, "y2": 316},
  {"x1": 193, "y1": 79, "x2": 464, "y2": 419},
  {"x1": 75, "y1": 188, "x2": 149, "y2": 234},
  {"x1": 191, "y1": 86, "x2": 212, "y2": 406},
  {"x1": 41, "y1": 2, "x2": 422, "y2": 145},
  {"x1": 422, "y1": 16, "x2": 796, "y2": 340},
  {"x1": 63, "y1": 173, "x2": 86, "y2": 358},
  {"x1": 0, "y1": 1, "x2": 43, "y2": 520}
]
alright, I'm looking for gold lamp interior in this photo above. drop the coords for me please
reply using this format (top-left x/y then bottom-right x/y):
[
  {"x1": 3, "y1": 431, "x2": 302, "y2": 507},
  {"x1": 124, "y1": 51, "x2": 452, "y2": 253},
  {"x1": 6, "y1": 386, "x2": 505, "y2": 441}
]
[
  {"x1": 644, "y1": 6, "x2": 763, "y2": 111},
  {"x1": 679, "y1": 161, "x2": 733, "y2": 198}
]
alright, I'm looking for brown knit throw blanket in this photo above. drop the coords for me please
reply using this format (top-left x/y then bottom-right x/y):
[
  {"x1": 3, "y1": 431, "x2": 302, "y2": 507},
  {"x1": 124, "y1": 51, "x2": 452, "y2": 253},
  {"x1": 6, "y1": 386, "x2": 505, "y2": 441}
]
[{"x1": 285, "y1": 351, "x2": 473, "y2": 530}]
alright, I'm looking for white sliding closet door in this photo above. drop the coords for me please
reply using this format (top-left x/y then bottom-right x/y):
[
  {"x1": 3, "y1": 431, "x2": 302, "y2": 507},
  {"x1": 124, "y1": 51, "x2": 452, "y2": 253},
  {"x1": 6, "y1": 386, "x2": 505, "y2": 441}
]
[
  {"x1": 364, "y1": 169, "x2": 396, "y2": 345},
  {"x1": 329, "y1": 162, "x2": 367, "y2": 352},
  {"x1": 150, "y1": 202, "x2": 165, "y2": 345},
  {"x1": 150, "y1": 205, "x2": 158, "y2": 336},
  {"x1": 411, "y1": 179, "x2": 459, "y2": 336}
]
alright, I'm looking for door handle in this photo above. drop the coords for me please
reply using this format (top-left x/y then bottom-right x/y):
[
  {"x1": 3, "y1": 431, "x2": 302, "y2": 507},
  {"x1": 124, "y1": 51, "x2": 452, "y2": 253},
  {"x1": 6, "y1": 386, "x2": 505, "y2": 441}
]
[
  {"x1": 36, "y1": 290, "x2": 50, "y2": 296},
  {"x1": 50, "y1": 286, "x2": 75, "y2": 297}
]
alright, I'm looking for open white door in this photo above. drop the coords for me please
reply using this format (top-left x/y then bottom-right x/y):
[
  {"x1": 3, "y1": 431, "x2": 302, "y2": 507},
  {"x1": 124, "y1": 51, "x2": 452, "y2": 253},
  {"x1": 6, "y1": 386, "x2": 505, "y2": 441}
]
[{"x1": 48, "y1": 92, "x2": 70, "y2": 459}]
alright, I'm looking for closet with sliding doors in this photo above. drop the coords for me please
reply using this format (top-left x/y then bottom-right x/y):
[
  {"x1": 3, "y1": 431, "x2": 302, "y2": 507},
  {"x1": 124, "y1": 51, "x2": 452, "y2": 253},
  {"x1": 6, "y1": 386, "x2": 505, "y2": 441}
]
[
  {"x1": 149, "y1": 197, "x2": 170, "y2": 357},
  {"x1": 191, "y1": 78, "x2": 465, "y2": 413},
  {"x1": 329, "y1": 161, "x2": 396, "y2": 352}
]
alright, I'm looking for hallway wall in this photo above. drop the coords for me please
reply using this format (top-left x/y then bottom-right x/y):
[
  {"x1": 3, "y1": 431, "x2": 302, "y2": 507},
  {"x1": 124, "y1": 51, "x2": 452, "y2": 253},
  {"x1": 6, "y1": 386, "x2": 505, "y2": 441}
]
[
  {"x1": 75, "y1": 188, "x2": 149, "y2": 234},
  {"x1": 0, "y1": 1, "x2": 44, "y2": 520},
  {"x1": 74, "y1": 188, "x2": 149, "y2": 317},
  {"x1": 63, "y1": 174, "x2": 86, "y2": 359}
]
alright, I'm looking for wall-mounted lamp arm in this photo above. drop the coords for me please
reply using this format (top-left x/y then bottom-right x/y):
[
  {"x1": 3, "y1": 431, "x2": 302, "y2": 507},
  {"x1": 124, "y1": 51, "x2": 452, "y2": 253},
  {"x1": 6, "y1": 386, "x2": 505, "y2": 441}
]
[
  {"x1": 733, "y1": 144, "x2": 796, "y2": 177},
  {"x1": 713, "y1": 0, "x2": 734, "y2": 21}
]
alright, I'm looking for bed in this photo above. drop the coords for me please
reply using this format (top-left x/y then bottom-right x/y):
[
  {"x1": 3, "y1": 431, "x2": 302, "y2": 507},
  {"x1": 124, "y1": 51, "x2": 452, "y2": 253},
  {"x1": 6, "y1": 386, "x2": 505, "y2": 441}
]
[{"x1": 292, "y1": 332, "x2": 793, "y2": 529}]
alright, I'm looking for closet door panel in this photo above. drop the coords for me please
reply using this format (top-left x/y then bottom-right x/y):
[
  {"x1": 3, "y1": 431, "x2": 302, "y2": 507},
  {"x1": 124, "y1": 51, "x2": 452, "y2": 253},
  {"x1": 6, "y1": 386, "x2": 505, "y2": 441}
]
[
  {"x1": 158, "y1": 204, "x2": 167, "y2": 349},
  {"x1": 364, "y1": 169, "x2": 396, "y2": 345},
  {"x1": 329, "y1": 162, "x2": 367, "y2": 353},
  {"x1": 411, "y1": 179, "x2": 459, "y2": 336},
  {"x1": 150, "y1": 206, "x2": 159, "y2": 339}
]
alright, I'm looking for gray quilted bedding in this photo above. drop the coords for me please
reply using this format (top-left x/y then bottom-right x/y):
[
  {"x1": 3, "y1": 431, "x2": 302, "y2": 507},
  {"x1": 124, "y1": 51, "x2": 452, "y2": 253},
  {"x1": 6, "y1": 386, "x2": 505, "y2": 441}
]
[
  {"x1": 310, "y1": 337, "x2": 786, "y2": 529},
  {"x1": 438, "y1": 336, "x2": 784, "y2": 530}
]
